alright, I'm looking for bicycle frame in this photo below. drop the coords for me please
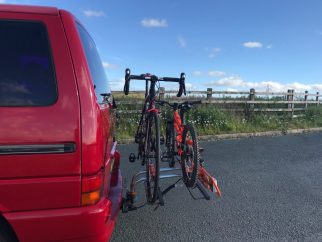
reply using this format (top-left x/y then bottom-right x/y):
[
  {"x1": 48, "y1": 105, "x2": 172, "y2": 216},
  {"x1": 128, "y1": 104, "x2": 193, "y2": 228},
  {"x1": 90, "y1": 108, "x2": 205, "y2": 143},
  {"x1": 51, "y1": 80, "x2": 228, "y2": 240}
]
[
  {"x1": 135, "y1": 80, "x2": 159, "y2": 161},
  {"x1": 121, "y1": 69, "x2": 222, "y2": 212},
  {"x1": 173, "y1": 109, "x2": 187, "y2": 156}
]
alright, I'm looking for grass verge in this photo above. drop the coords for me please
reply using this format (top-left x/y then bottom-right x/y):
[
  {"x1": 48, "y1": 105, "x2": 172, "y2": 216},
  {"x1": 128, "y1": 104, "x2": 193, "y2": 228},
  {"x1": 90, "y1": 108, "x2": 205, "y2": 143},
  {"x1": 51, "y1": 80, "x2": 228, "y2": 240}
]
[{"x1": 115, "y1": 104, "x2": 322, "y2": 141}]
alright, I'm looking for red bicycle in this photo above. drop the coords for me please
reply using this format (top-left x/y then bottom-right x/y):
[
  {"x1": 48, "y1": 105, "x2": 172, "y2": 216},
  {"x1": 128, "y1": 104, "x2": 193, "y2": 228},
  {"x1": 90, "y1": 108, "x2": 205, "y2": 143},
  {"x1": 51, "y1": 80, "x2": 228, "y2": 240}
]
[
  {"x1": 159, "y1": 100, "x2": 221, "y2": 196},
  {"x1": 123, "y1": 68, "x2": 186, "y2": 206},
  {"x1": 122, "y1": 73, "x2": 220, "y2": 212}
]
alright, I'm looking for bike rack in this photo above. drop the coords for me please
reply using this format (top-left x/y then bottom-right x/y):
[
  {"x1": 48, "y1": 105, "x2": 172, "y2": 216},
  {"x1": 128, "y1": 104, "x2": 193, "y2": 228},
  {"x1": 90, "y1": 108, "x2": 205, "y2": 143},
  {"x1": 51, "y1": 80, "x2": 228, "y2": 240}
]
[
  {"x1": 122, "y1": 158, "x2": 222, "y2": 212},
  {"x1": 129, "y1": 167, "x2": 181, "y2": 196},
  {"x1": 122, "y1": 167, "x2": 182, "y2": 212}
]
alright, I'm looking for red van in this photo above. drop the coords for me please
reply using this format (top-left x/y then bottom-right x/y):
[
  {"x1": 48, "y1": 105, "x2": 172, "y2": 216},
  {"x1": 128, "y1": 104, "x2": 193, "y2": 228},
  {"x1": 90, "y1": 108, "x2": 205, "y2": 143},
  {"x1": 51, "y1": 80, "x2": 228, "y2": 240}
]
[{"x1": 0, "y1": 4, "x2": 122, "y2": 242}]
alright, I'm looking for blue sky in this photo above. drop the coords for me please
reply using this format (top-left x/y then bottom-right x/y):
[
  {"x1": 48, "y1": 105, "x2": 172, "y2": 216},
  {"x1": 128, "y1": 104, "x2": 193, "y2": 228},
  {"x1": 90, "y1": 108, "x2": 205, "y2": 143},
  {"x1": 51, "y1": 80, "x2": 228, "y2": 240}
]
[{"x1": 2, "y1": 0, "x2": 322, "y2": 92}]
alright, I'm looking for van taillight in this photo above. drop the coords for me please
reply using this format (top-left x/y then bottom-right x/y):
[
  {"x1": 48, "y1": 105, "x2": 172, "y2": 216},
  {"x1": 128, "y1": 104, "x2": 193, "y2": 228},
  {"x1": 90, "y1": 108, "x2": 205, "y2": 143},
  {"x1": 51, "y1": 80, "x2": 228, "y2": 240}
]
[{"x1": 81, "y1": 172, "x2": 103, "y2": 206}]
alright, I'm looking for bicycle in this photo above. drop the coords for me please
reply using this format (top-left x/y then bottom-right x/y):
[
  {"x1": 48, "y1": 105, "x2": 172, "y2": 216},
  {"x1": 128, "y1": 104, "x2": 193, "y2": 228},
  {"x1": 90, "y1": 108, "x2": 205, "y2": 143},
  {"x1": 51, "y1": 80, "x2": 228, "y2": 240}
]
[
  {"x1": 123, "y1": 68, "x2": 186, "y2": 205},
  {"x1": 159, "y1": 100, "x2": 222, "y2": 195}
]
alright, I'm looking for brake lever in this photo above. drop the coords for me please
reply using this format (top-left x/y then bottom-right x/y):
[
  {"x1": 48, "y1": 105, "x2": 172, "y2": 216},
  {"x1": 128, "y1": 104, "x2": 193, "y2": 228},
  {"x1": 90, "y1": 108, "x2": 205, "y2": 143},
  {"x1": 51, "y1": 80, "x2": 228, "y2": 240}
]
[
  {"x1": 180, "y1": 73, "x2": 186, "y2": 96},
  {"x1": 124, "y1": 68, "x2": 131, "y2": 95}
]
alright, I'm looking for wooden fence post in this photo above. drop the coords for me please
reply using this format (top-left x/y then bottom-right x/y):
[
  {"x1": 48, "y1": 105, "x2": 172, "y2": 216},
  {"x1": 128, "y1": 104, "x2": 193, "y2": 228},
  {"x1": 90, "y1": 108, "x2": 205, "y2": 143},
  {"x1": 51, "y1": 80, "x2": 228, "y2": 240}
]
[
  {"x1": 249, "y1": 88, "x2": 255, "y2": 109},
  {"x1": 287, "y1": 89, "x2": 294, "y2": 117},
  {"x1": 316, "y1": 92, "x2": 320, "y2": 106},
  {"x1": 207, "y1": 88, "x2": 213, "y2": 101},
  {"x1": 304, "y1": 91, "x2": 308, "y2": 109},
  {"x1": 159, "y1": 87, "x2": 165, "y2": 100},
  {"x1": 247, "y1": 88, "x2": 255, "y2": 119}
]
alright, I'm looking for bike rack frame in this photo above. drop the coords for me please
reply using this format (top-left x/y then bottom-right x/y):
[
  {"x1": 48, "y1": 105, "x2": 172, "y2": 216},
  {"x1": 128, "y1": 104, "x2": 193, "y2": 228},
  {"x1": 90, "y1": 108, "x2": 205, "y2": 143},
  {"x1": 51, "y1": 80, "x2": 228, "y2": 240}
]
[{"x1": 129, "y1": 167, "x2": 181, "y2": 196}]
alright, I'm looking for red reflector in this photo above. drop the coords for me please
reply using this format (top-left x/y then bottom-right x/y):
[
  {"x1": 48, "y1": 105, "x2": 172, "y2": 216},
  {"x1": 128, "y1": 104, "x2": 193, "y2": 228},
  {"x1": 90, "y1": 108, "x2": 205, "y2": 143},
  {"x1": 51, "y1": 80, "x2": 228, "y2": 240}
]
[
  {"x1": 112, "y1": 151, "x2": 120, "y2": 171},
  {"x1": 111, "y1": 151, "x2": 121, "y2": 187}
]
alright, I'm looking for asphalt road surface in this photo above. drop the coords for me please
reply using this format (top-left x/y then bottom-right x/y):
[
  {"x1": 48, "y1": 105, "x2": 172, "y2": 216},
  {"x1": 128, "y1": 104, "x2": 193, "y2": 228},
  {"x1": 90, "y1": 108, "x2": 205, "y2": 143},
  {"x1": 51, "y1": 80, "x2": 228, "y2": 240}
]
[{"x1": 111, "y1": 132, "x2": 322, "y2": 242}]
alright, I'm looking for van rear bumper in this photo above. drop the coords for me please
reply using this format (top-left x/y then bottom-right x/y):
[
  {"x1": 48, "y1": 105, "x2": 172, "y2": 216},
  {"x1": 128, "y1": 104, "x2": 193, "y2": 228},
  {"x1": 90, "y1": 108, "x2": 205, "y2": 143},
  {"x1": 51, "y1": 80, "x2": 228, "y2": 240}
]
[{"x1": 4, "y1": 170, "x2": 122, "y2": 242}]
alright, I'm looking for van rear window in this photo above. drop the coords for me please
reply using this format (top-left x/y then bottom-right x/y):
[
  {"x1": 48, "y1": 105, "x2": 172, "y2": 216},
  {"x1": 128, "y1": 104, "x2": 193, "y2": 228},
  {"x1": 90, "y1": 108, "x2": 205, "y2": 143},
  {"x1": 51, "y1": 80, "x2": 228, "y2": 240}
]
[{"x1": 0, "y1": 20, "x2": 57, "y2": 106}]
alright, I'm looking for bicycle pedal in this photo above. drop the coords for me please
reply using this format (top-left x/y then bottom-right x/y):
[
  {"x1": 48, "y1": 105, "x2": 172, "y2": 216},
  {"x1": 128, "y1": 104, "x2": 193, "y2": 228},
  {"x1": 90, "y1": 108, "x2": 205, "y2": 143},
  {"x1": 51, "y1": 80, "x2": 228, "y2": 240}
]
[{"x1": 129, "y1": 153, "x2": 136, "y2": 163}]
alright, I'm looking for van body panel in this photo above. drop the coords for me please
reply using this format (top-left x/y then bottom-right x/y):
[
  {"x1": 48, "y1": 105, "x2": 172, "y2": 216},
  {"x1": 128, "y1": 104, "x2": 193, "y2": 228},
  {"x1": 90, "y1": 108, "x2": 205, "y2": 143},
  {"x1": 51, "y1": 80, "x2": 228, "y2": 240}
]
[
  {"x1": 0, "y1": 5, "x2": 121, "y2": 241},
  {"x1": 60, "y1": 10, "x2": 114, "y2": 177},
  {"x1": 0, "y1": 12, "x2": 81, "y2": 210}
]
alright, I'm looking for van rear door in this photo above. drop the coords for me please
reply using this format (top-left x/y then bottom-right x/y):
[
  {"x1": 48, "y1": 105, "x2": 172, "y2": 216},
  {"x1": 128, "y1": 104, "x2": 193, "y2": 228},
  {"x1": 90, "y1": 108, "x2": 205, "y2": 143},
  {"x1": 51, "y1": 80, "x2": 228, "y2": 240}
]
[{"x1": 0, "y1": 11, "x2": 81, "y2": 211}]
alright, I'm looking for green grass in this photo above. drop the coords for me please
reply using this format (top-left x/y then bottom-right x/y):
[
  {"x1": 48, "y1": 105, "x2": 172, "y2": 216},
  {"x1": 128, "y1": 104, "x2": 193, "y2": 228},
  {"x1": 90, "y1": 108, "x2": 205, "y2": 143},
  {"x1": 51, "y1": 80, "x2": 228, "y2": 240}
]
[{"x1": 115, "y1": 100, "x2": 322, "y2": 141}]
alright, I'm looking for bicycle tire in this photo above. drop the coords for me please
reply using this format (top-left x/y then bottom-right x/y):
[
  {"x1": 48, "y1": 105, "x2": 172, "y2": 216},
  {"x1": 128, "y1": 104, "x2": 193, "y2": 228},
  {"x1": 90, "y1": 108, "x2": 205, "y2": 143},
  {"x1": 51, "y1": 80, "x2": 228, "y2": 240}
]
[
  {"x1": 166, "y1": 120, "x2": 176, "y2": 167},
  {"x1": 145, "y1": 112, "x2": 160, "y2": 204},
  {"x1": 181, "y1": 123, "x2": 199, "y2": 187}
]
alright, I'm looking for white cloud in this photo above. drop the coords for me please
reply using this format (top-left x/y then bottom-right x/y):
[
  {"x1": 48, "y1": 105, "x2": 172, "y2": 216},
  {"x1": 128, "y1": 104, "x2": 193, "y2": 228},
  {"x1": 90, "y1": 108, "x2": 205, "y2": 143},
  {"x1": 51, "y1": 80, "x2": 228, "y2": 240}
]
[
  {"x1": 226, "y1": 88, "x2": 239, "y2": 92},
  {"x1": 285, "y1": 82, "x2": 313, "y2": 91},
  {"x1": 205, "y1": 76, "x2": 322, "y2": 92},
  {"x1": 84, "y1": 10, "x2": 106, "y2": 18},
  {"x1": 177, "y1": 36, "x2": 187, "y2": 48},
  {"x1": 141, "y1": 19, "x2": 168, "y2": 28},
  {"x1": 211, "y1": 76, "x2": 245, "y2": 87},
  {"x1": 102, "y1": 61, "x2": 117, "y2": 69},
  {"x1": 109, "y1": 78, "x2": 124, "y2": 91},
  {"x1": 208, "y1": 48, "x2": 221, "y2": 58},
  {"x1": 208, "y1": 70, "x2": 226, "y2": 77},
  {"x1": 163, "y1": 82, "x2": 197, "y2": 91},
  {"x1": 243, "y1": 41, "x2": 263, "y2": 48},
  {"x1": 192, "y1": 70, "x2": 226, "y2": 78},
  {"x1": 192, "y1": 71, "x2": 202, "y2": 77},
  {"x1": 312, "y1": 84, "x2": 322, "y2": 90},
  {"x1": 185, "y1": 82, "x2": 196, "y2": 90}
]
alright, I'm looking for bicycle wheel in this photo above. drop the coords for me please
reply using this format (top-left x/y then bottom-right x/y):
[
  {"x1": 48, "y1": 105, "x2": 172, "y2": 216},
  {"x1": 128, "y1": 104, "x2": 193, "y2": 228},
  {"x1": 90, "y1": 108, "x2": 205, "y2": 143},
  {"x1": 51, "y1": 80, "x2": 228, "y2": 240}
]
[
  {"x1": 166, "y1": 120, "x2": 176, "y2": 167},
  {"x1": 145, "y1": 112, "x2": 160, "y2": 204},
  {"x1": 181, "y1": 123, "x2": 199, "y2": 187}
]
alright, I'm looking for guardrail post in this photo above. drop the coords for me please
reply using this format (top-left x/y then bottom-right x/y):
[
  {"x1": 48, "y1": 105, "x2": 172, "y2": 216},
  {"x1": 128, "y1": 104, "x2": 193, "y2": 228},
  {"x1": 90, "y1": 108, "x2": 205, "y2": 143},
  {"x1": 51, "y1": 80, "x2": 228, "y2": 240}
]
[
  {"x1": 159, "y1": 87, "x2": 165, "y2": 100},
  {"x1": 207, "y1": 88, "x2": 213, "y2": 101},
  {"x1": 316, "y1": 92, "x2": 320, "y2": 106},
  {"x1": 304, "y1": 91, "x2": 308, "y2": 109}
]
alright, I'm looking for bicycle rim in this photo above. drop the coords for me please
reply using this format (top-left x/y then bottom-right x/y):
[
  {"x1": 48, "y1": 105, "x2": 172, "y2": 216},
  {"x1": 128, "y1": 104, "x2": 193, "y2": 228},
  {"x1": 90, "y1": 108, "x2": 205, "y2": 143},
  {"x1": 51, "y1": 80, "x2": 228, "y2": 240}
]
[
  {"x1": 181, "y1": 123, "x2": 199, "y2": 187},
  {"x1": 145, "y1": 112, "x2": 160, "y2": 204}
]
